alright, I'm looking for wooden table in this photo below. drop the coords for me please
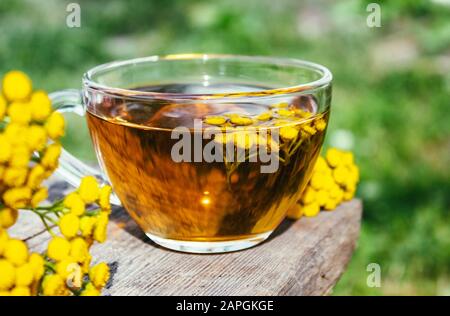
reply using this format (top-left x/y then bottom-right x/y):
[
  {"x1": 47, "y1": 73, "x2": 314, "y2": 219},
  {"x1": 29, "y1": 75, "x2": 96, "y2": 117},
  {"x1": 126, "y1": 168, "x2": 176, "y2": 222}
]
[{"x1": 10, "y1": 180, "x2": 362, "y2": 296}]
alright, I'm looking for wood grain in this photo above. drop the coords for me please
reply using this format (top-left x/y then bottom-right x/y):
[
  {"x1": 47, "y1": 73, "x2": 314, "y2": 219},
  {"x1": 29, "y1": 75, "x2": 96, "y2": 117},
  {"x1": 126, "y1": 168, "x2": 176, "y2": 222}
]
[{"x1": 17, "y1": 180, "x2": 362, "y2": 296}]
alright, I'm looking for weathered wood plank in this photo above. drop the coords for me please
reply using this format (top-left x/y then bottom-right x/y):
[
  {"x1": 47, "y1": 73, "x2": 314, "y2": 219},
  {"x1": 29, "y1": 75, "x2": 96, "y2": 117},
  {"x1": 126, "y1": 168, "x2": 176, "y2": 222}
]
[
  {"x1": 22, "y1": 178, "x2": 362, "y2": 296},
  {"x1": 105, "y1": 199, "x2": 361, "y2": 296}
]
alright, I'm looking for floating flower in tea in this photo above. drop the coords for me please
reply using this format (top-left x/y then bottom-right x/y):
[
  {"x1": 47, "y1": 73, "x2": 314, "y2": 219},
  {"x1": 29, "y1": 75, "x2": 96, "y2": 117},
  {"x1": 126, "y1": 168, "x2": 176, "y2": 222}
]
[{"x1": 202, "y1": 102, "x2": 328, "y2": 183}]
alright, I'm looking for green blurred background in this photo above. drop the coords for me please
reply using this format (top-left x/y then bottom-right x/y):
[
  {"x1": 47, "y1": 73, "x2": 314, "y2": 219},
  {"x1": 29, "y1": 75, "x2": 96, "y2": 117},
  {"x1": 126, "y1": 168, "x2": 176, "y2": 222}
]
[{"x1": 1, "y1": 0, "x2": 449, "y2": 295}]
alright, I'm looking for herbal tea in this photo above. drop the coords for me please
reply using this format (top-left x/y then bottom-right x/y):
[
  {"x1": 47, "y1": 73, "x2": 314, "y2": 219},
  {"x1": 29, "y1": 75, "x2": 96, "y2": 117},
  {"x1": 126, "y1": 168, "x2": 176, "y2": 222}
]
[{"x1": 86, "y1": 83, "x2": 329, "y2": 243}]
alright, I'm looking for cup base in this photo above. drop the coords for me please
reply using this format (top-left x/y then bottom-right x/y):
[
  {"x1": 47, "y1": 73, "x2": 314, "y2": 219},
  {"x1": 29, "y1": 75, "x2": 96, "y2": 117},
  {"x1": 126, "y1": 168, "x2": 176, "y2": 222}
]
[{"x1": 146, "y1": 231, "x2": 273, "y2": 254}]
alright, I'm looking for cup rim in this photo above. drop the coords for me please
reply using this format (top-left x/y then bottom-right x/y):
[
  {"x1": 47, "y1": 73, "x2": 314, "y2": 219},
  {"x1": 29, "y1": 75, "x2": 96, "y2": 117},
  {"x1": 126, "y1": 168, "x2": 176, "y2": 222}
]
[{"x1": 83, "y1": 53, "x2": 332, "y2": 101}]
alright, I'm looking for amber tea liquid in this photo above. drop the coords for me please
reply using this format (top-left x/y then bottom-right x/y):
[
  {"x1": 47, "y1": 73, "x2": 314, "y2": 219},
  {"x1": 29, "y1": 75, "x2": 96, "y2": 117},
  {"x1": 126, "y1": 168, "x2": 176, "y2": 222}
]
[{"x1": 86, "y1": 83, "x2": 328, "y2": 244}]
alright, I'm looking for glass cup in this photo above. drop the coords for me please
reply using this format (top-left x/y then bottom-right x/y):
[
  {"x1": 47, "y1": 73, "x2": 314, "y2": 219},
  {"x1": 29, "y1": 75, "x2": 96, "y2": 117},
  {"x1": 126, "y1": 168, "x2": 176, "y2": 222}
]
[{"x1": 52, "y1": 54, "x2": 332, "y2": 253}]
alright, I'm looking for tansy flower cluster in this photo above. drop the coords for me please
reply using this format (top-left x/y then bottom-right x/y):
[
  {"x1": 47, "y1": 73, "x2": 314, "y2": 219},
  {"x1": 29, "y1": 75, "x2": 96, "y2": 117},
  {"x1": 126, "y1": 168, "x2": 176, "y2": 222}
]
[
  {"x1": 287, "y1": 148, "x2": 360, "y2": 219},
  {"x1": 0, "y1": 71, "x2": 111, "y2": 296},
  {"x1": 42, "y1": 176, "x2": 111, "y2": 296},
  {"x1": 0, "y1": 228, "x2": 44, "y2": 296},
  {"x1": 0, "y1": 70, "x2": 64, "y2": 228}
]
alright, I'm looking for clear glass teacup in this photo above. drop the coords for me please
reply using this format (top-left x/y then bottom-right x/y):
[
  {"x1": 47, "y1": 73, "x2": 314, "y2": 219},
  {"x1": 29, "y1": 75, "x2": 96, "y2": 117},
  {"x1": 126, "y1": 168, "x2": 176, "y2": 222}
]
[{"x1": 52, "y1": 54, "x2": 332, "y2": 253}]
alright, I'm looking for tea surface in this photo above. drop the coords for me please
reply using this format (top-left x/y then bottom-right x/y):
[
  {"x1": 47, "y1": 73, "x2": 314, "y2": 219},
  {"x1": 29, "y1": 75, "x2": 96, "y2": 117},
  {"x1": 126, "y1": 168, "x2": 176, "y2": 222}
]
[{"x1": 86, "y1": 83, "x2": 328, "y2": 241}]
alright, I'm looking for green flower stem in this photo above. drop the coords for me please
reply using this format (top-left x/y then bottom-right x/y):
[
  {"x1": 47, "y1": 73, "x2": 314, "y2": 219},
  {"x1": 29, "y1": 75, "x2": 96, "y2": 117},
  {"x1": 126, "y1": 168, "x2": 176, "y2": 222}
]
[
  {"x1": 33, "y1": 198, "x2": 64, "y2": 211},
  {"x1": 44, "y1": 260, "x2": 56, "y2": 273},
  {"x1": 24, "y1": 198, "x2": 66, "y2": 236},
  {"x1": 35, "y1": 211, "x2": 56, "y2": 237},
  {"x1": 289, "y1": 137, "x2": 305, "y2": 157},
  {"x1": 30, "y1": 156, "x2": 41, "y2": 164}
]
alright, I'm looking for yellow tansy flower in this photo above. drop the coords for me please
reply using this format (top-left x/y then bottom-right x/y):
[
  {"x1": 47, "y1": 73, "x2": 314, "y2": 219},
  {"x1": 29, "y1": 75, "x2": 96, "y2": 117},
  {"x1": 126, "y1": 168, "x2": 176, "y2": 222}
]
[
  {"x1": 63, "y1": 192, "x2": 85, "y2": 216},
  {"x1": 293, "y1": 108, "x2": 312, "y2": 118},
  {"x1": 324, "y1": 198, "x2": 339, "y2": 211},
  {"x1": 348, "y1": 164, "x2": 360, "y2": 182},
  {"x1": 0, "y1": 95, "x2": 6, "y2": 120},
  {"x1": 204, "y1": 116, "x2": 226, "y2": 126},
  {"x1": 277, "y1": 109, "x2": 294, "y2": 117},
  {"x1": 7, "y1": 102, "x2": 32, "y2": 125},
  {"x1": 0, "y1": 229, "x2": 9, "y2": 256},
  {"x1": 270, "y1": 102, "x2": 288, "y2": 108},
  {"x1": 26, "y1": 125, "x2": 47, "y2": 151},
  {"x1": 309, "y1": 172, "x2": 326, "y2": 190},
  {"x1": 256, "y1": 111, "x2": 272, "y2": 121},
  {"x1": 279, "y1": 126, "x2": 298, "y2": 141},
  {"x1": 99, "y1": 185, "x2": 112, "y2": 212},
  {"x1": 300, "y1": 187, "x2": 316, "y2": 205},
  {"x1": 332, "y1": 166, "x2": 347, "y2": 186},
  {"x1": 343, "y1": 185, "x2": 356, "y2": 201},
  {"x1": 30, "y1": 91, "x2": 52, "y2": 122},
  {"x1": 326, "y1": 148, "x2": 342, "y2": 168},
  {"x1": 47, "y1": 237, "x2": 70, "y2": 262},
  {"x1": 322, "y1": 175, "x2": 334, "y2": 191},
  {"x1": 31, "y1": 187, "x2": 48, "y2": 208},
  {"x1": 93, "y1": 212, "x2": 108, "y2": 243},
  {"x1": 0, "y1": 259, "x2": 16, "y2": 291},
  {"x1": 2, "y1": 70, "x2": 32, "y2": 101},
  {"x1": 79, "y1": 216, "x2": 96, "y2": 237},
  {"x1": 82, "y1": 253, "x2": 92, "y2": 274},
  {"x1": 69, "y1": 237, "x2": 89, "y2": 263},
  {"x1": 89, "y1": 262, "x2": 110, "y2": 289},
  {"x1": 27, "y1": 164, "x2": 46, "y2": 188},
  {"x1": 314, "y1": 118, "x2": 327, "y2": 131},
  {"x1": 78, "y1": 176, "x2": 100, "y2": 203},
  {"x1": 4, "y1": 123, "x2": 28, "y2": 145},
  {"x1": 59, "y1": 213, "x2": 80, "y2": 239},
  {"x1": 341, "y1": 151, "x2": 354, "y2": 166},
  {"x1": 9, "y1": 146, "x2": 31, "y2": 168},
  {"x1": 4, "y1": 239, "x2": 29, "y2": 266},
  {"x1": 40, "y1": 143, "x2": 61, "y2": 170},
  {"x1": 316, "y1": 190, "x2": 329, "y2": 207},
  {"x1": 314, "y1": 156, "x2": 328, "y2": 172},
  {"x1": 55, "y1": 258, "x2": 74, "y2": 279},
  {"x1": 45, "y1": 112, "x2": 65, "y2": 140},
  {"x1": 0, "y1": 135, "x2": 12, "y2": 162},
  {"x1": 10, "y1": 286, "x2": 31, "y2": 296},
  {"x1": 80, "y1": 282, "x2": 100, "y2": 296},
  {"x1": 274, "y1": 119, "x2": 291, "y2": 127},
  {"x1": 286, "y1": 203, "x2": 303, "y2": 220},
  {"x1": 230, "y1": 115, "x2": 253, "y2": 126},
  {"x1": 0, "y1": 208, "x2": 19, "y2": 229},
  {"x1": 302, "y1": 202, "x2": 320, "y2": 217},
  {"x1": 42, "y1": 274, "x2": 68, "y2": 296},
  {"x1": 3, "y1": 167, "x2": 28, "y2": 187},
  {"x1": 329, "y1": 185, "x2": 344, "y2": 202},
  {"x1": 15, "y1": 263, "x2": 34, "y2": 287},
  {"x1": 28, "y1": 253, "x2": 45, "y2": 281},
  {"x1": 301, "y1": 124, "x2": 317, "y2": 136},
  {"x1": 3, "y1": 187, "x2": 32, "y2": 209}
]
